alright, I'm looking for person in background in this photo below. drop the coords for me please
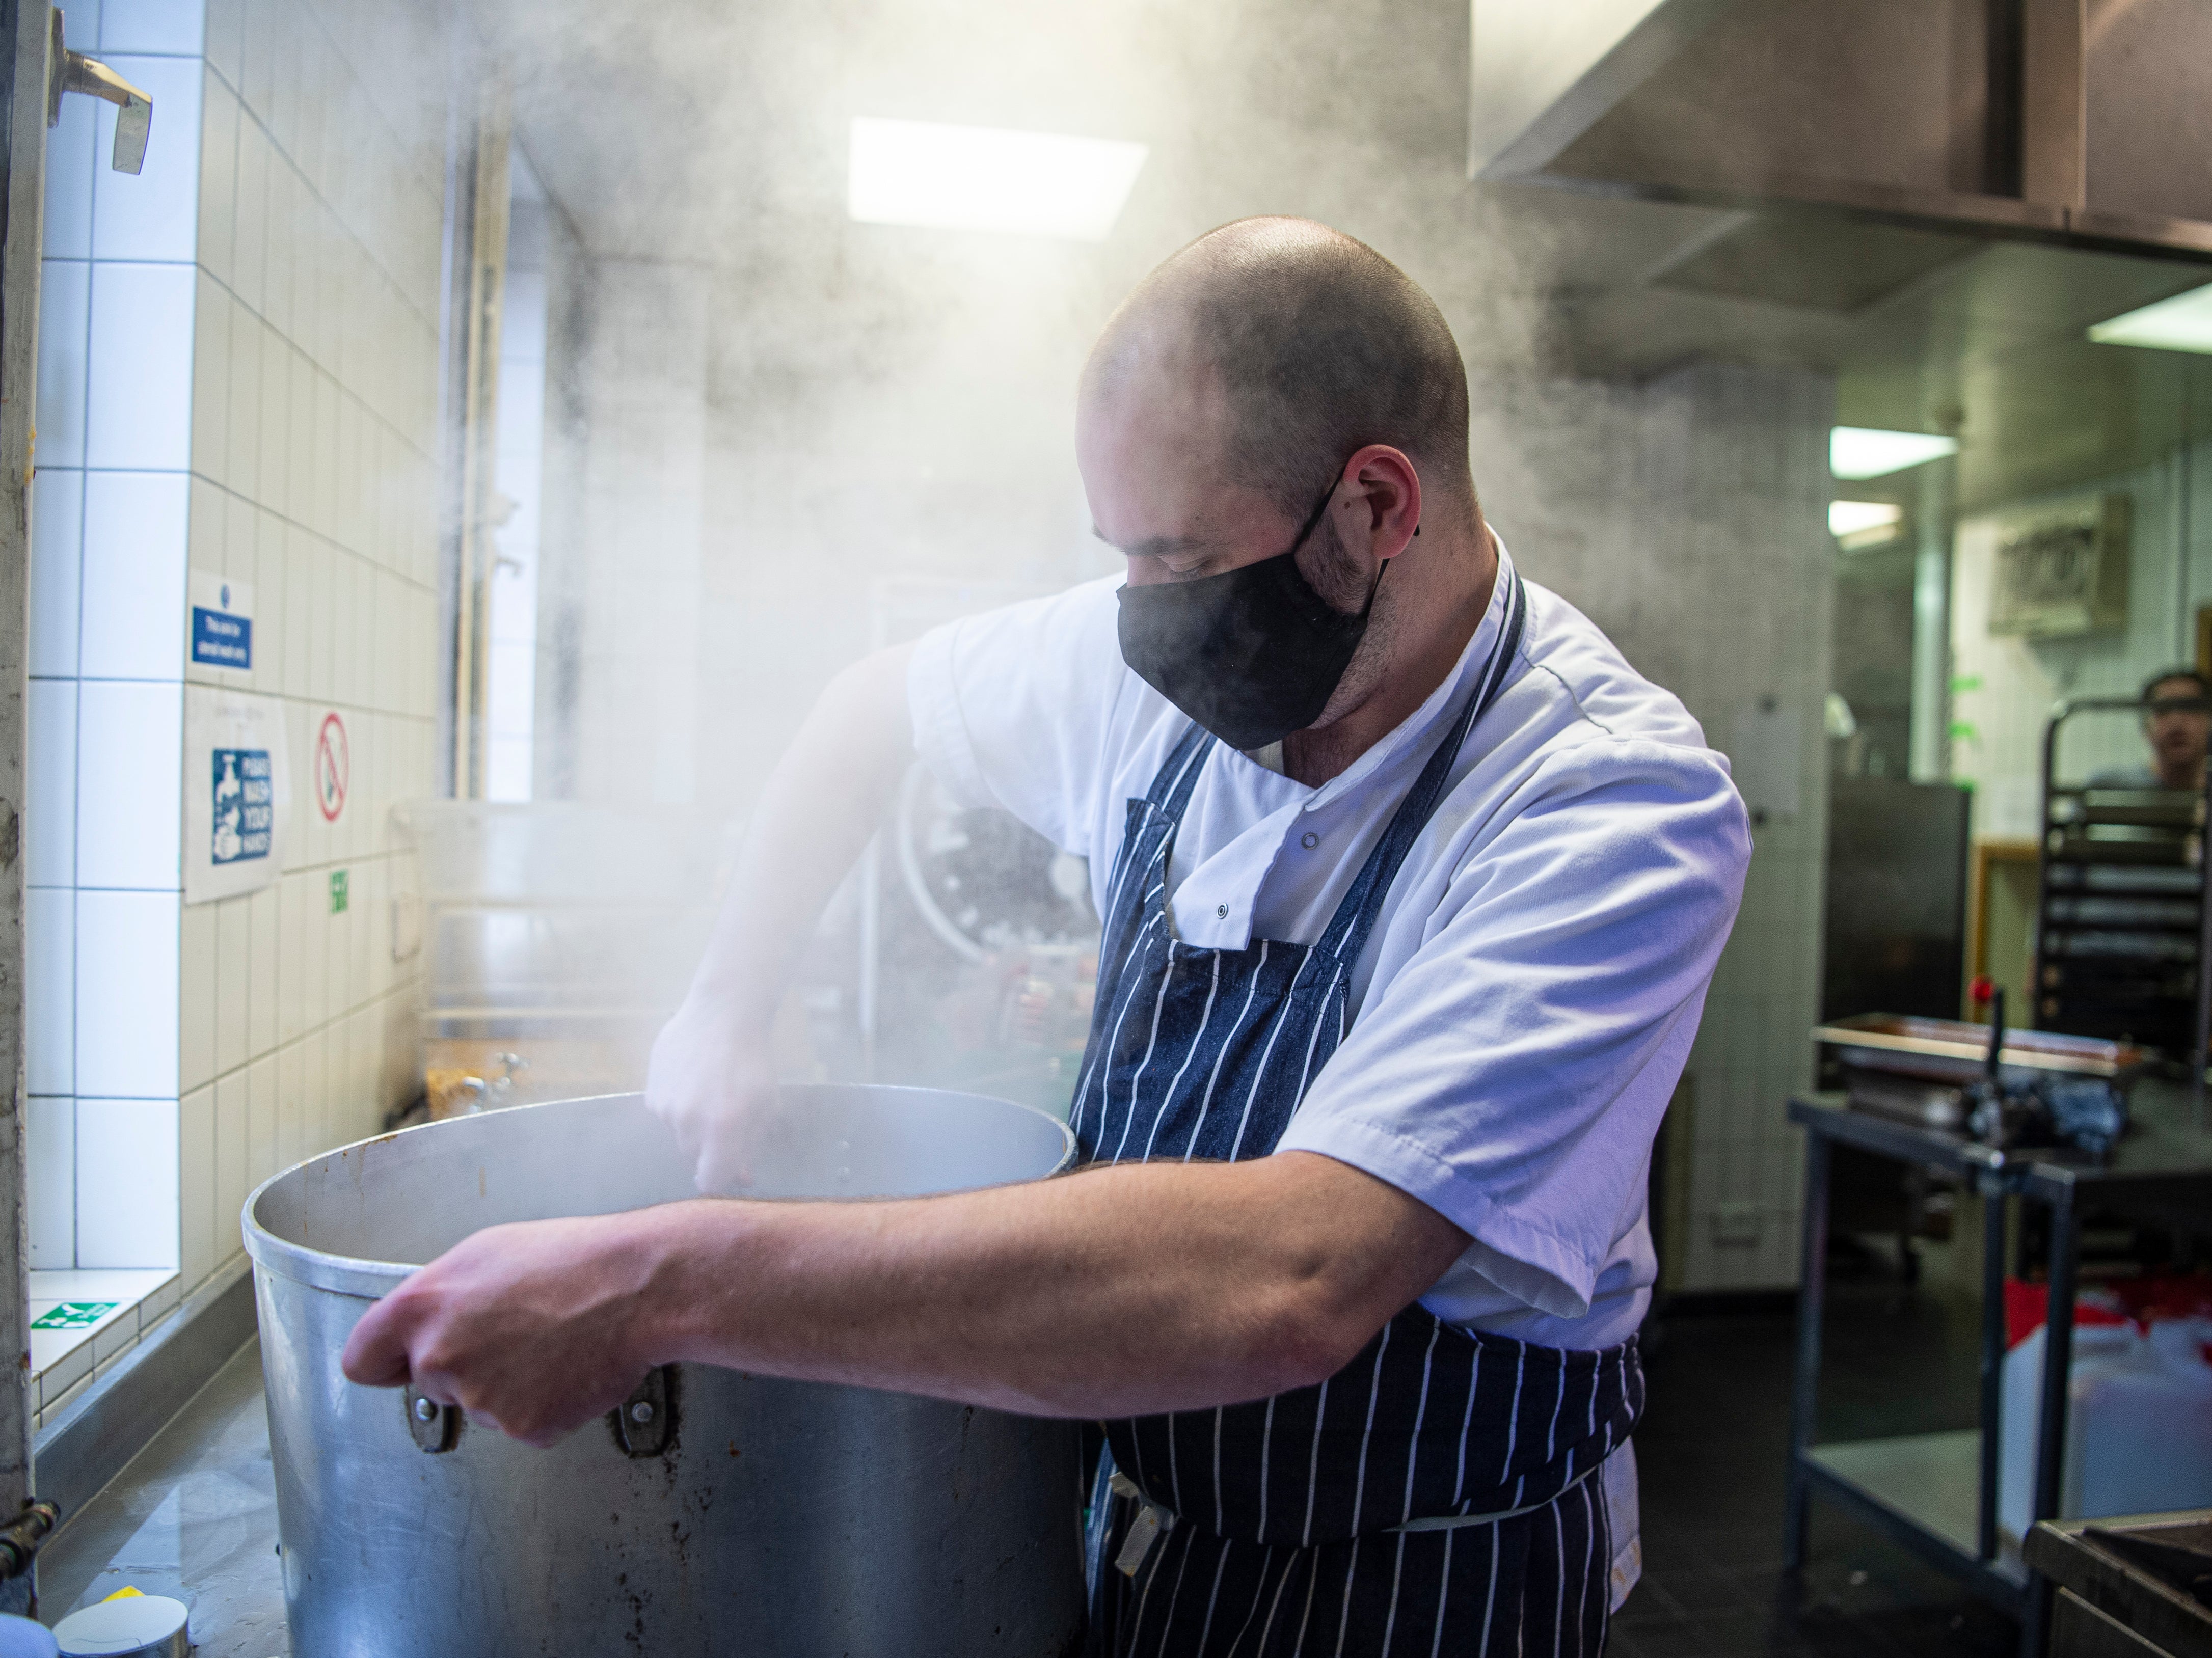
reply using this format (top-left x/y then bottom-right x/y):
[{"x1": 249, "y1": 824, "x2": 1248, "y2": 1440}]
[{"x1": 2094, "y1": 669, "x2": 2211, "y2": 792}]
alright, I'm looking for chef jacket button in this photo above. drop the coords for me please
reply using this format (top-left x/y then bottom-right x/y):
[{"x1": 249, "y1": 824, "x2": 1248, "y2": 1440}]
[
  {"x1": 1216, "y1": 904, "x2": 1228, "y2": 919},
  {"x1": 1301, "y1": 832, "x2": 1318, "y2": 849}
]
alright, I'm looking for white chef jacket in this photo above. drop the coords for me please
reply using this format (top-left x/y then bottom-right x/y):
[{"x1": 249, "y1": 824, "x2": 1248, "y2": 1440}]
[{"x1": 907, "y1": 545, "x2": 1749, "y2": 1349}]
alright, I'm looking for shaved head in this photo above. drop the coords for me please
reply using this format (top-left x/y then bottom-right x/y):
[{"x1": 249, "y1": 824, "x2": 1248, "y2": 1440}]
[{"x1": 1083, "y1": 218, "x2": 1475, "y2": 519}]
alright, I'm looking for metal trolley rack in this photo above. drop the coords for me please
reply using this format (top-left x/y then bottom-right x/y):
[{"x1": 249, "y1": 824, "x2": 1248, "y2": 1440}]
[
  {"x1": 1783, "y1": 1085, "x2": 2212, "y2": 1657},
  {"x1": 2031, "y1": 697, "x2": 2212, "y2": 1064}
]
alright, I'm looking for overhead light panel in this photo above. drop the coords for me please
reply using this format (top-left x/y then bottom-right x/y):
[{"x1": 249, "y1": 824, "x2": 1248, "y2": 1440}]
[
  {"x1": 1830, "y1": 426, "x2": 1958, "y2": 480},
  {"x1": 2087, "y1": 283, "x2": 2212, "y2": 355},
  {"x1": 847, "y1": 117, "x2": 1148, "y2": 242},
  {"x1": 1828, "y1": 500, "x2": 1903, "y2": 549}
]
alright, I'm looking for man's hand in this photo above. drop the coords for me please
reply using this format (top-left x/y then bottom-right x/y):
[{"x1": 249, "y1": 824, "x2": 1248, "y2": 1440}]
[
  {"x1": 340, "y1": 1213, "x2": 662, "y2": 1446},
  {"x1": 645, "y1": 998, "x2": 781, "y2": 1193}
]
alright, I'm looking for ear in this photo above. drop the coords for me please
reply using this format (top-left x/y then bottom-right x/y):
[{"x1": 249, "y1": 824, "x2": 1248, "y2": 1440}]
[{"x1": 1337, "y1": 445, "x2": 1423, "y2": 563}]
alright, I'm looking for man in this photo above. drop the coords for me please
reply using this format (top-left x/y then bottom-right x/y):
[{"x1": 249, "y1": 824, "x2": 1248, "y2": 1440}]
[
  {"x1": 2105, "y1": 668, "x2": 2211, "y2": 792},
  {"x1": 344, "y1": 218, "x2": 1750, "y2": 1655}
]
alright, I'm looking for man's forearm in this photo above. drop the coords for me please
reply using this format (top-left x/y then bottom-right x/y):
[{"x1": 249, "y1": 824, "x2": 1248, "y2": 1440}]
[
  {"x1": 630, "y1": 1151, "x2": 1466, "y2": 1418},
  {"x1": 686, "y1": 643, "x2": 918, "y2": 1022}
]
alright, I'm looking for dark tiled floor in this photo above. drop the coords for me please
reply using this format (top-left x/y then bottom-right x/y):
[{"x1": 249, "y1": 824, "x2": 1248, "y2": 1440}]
[{"x1": 1612, "y1": 1275, "x2": 2019, "y2": 1658}]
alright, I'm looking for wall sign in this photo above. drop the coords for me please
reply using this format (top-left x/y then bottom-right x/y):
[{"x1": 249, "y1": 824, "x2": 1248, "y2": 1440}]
[
  {"x1": 188, "y1": 573, "x2": 254, "y2": 671},
  {"x1": 184, "y1": 687, "x2": 291, "y2": 904},
  {"x1": 314, "y1": 711, "x2": 349, "y2": 822}
]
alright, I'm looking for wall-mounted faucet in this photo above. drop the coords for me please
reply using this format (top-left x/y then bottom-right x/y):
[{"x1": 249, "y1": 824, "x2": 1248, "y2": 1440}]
[{"x1": 44, "y1": 8, "x2": 151, "y2": 174}]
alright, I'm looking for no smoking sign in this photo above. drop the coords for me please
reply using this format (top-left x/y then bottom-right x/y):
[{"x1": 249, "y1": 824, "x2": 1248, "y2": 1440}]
[{"x1": 315, "y1": 711, "x2": 349, "y2": 823}]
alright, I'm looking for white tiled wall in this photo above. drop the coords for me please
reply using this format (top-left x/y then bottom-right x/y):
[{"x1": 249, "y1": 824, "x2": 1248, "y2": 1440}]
[
  {"x1": 27, "y1": 0, "x2": 448, "y2": 1319},
  {"x1": 1477, "y1": 362, "x2": 1836, "y2": 1292}
]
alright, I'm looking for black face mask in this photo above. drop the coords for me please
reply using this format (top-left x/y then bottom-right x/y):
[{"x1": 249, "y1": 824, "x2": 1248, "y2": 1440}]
[{"x1": 1116, "y1": 485, "x2": 1384, "y2": 751}]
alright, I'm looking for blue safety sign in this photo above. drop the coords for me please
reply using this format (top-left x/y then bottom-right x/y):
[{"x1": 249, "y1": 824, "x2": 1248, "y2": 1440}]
[
  {"x1": 211, "y1": 748, "x2": 273, "y2": 864},
  {"x1": 192, "y1": 605, "x2": 251, "y2": 668},
  {"x1": 189, "y1": 576, "x2": 254, "y2": 670}
]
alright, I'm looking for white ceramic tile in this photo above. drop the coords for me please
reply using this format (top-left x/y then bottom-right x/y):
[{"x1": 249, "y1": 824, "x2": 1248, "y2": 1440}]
[
  {"x1": 75, "y1": 889, "x2": 181, "y2": 1097},
  {"x1": 26, "y1": 1097, "x2": 75, "y2": 1270},
  {"x1": 35, "y1": 1344, "x2": 93, "y2": 1406},
  {"x1": 33, "y1": 1322, "x2": 98, "y2": 1387},
  {"x1": 283, "y1": 524, "x2": 312, "y2": 699},
  {"x1": 246, "y1": 880, "x2": 277, "y2": 1056},
  {"x1": 203, "y1": 0, "x2": 242, "y2": 93},
  {"x1": 180, "y1": 1082, "x2": 214, "y2": 1291},
  {"x1": 75, "y1": 679, "x2": 183, "y2": 889},
  {"x1": 251, "y1": 508, "x2": 283, "y2": 696},
  {"x1": 256, "y1": 321, "x2": 289, "y2": 516},
  {"x1": 189, "y1": 271, "x2": 230, "y2": 488},
  {"x1": 224, "y1": 291, "x2": 260, "y2": 500},
  {"x1": 213, "y1": 1068, "x2": 246, "y2": 1251},
  {"x1": 36, "y1": 260, "x2": 91, "y2": 471},
  {"x1": 327, "y1": 551, "x2": 355, "y2": 711},
  {"x1": 27, "y1": 1265, "x2": 172, "y2": 1303},
  {"x1": 275, "y1": 870, "x2": 304, "y2": 1044},
  {"x1": 99, "y1": 0, "x2": 205, "y2": 54},
  {"x1": 262, "y1": 159, "x2": 293, "y2": 343},
  {"x1": 179, "y1": 898, "x2": 215, "y2": 1092},
  {"x1": 79, "y1": 470, "x2": 190, "y2": 680},
  {"x1": 143, "y1": 1270, "x2": 180, "y2": 1322},
  {"x1": 261, "y1": 0, "x2": 298, "y2": 172},
  {"x1": 300, "y1": 868, "x2": 329, "y2": 1031},
  {"x1": 245, "y1": 1052, "x2": 275, "y2": 1185},
  {"x1": 231, "y1": 115, "x2": 268, "y2": 315},
  {"x1": 300, "y1": 1025, "x2": 327, "y2": 1158},
  {"x1": 213, "y1": 893, "x2": 249, "y2": 1073},
  {"x1": 86, "y1": 262, "x2": 196, "y2": 471},
  {"x1": 42, "y1": 94, "x2": 97, "y2": 263},
  {"x1": 75, "y1": 1097, "x2": 179, "y2": 1270},
  {"x1": 25, "y1": 887, "x2": 75, "y2": 1098},
  {"x1": 274, "y1": 1039, "x2": 301, "y2": 1172},
  {"x1": 26, "y1": 681, "x2": 78, "y2": 890},
  {"x1": 91, "y1": 55, "x2": 204, "y2": 262},
  {"x1": 304, "y1": 532, "x2": 332, "y2": 708},
  {"x1": 29, "y1": 469, "x2": 85, "y2": 681}
]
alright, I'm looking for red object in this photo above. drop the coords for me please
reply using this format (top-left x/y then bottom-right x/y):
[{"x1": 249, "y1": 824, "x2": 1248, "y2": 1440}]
[
  {"x1": 2004, "y1": 1273, "x2": 2212, "y2": 1349},
  {"x1": 1968, "y1": 975, "x2": 1995, "y2": 1007}
]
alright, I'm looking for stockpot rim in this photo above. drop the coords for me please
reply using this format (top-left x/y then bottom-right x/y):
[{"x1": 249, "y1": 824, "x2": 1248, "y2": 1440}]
[{"x1": 242, "y1": 1085, "x2": 1079, "y2": 1301}]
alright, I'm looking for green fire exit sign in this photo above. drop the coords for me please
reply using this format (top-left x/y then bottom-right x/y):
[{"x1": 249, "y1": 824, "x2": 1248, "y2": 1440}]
[{"x1": 329, "y1": 869, "x2": 348, "y2": 914}]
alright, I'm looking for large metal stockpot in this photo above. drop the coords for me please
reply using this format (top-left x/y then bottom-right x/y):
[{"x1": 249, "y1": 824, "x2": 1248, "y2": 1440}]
[{"x1": 244, "y1": 1086, "x2": 1085, "y2": 1657}]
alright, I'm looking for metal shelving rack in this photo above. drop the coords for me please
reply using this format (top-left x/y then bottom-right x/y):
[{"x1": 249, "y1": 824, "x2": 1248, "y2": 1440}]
[{"x1": 2032, "y1": 698, "x2": 2212, "y2": 1066}]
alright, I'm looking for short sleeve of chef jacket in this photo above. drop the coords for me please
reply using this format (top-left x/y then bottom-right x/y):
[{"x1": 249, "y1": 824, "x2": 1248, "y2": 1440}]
[
  {"x1": 905, "y1": 576, "x2": 1137, "y2": 854},
  {"x1": 907, "y1": 569, "x2": 1752, "y2": 1329}
]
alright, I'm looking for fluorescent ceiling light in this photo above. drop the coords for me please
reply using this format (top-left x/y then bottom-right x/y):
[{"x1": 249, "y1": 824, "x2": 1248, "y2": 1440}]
[
  {"x1": 1828, "y1": 500, "x2": 1903, "y2": 549},
  {"x1": 1830, "y1": 426, "x2": 1958, "y2": 480},
  {"x1": 847, "y1": 117, "x2": 1148, "y2": 242},
  {"x1": 2088, "y1": 283, "x2": 2212, "y2": 354}
]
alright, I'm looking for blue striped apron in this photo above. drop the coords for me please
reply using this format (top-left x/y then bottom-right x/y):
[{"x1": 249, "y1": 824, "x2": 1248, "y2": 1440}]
[{"x1": 1072, "y1": 573, "x2": 1644, "y2": 1656}]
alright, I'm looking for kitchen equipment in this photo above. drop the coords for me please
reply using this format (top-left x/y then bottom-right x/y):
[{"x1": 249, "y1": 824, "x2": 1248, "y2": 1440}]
[
  {"x1": 245, "y1": 1086, "x2": 1085, "y2": 1657},
  {"x1": 2029, "y1": 1511, "x2": 2212, "y2": 1658},
  {"x1": 396, "y1": 801, "x2": 725, "y2": 1113},
  {"x1": 1815, "y1": 1012, "x2": 2144, "y2": 1140}
]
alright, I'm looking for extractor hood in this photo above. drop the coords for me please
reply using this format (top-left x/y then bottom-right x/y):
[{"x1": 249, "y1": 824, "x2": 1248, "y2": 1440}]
[{"x1": 1471, "y1": 0, "x2": 2212, "y2": 267}]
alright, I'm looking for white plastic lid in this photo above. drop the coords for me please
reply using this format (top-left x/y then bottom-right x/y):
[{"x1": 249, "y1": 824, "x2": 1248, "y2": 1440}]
[{"x1": 52, "y1": 1594, "x2": 188, "y2": 1657}]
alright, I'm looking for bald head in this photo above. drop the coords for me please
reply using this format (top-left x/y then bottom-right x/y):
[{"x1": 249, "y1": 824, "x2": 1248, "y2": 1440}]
[{"x1": 1084, "y1": 218, "x2": 1475, "y2": 520}]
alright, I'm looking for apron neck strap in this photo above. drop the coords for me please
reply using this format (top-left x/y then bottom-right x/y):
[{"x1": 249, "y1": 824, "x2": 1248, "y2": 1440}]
[{"x1": 1311, "y1": 568, "x2": 1527, "y2": 969}]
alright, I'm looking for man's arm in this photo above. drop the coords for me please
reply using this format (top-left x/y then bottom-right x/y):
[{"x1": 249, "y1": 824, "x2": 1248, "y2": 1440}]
[
  {"x1": 341, "y1": 1150, "x2": 1470, "y2": 1446},
  {"x1": 647, "y1": 643, "x2": 916, "y2": 1189}
]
